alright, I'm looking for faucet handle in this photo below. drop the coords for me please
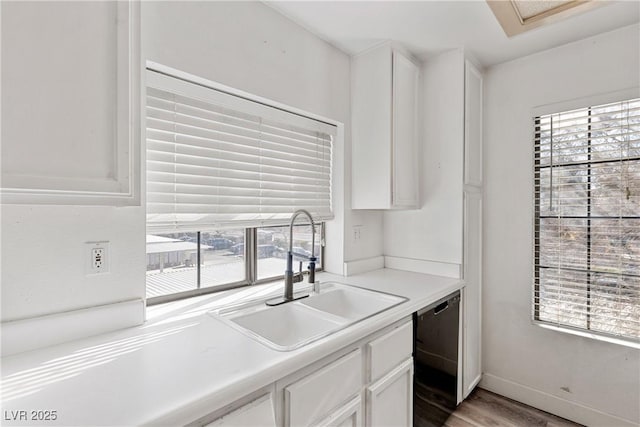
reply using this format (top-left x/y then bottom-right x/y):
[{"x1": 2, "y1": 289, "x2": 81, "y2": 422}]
[
  {"x1": 307, "y1": 256, "x2": 316, "y2": 285},
  {"x1": 293, "y1": 261, "x2": 304, "y2": 283}
]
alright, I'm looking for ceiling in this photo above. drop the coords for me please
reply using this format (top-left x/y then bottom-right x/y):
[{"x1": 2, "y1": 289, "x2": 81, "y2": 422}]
[{"x1": 266, "y1": 1, "x2": 640, "y2": 67}]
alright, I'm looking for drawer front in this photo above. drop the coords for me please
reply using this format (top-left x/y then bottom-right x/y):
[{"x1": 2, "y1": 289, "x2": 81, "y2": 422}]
[
  {"x1": 368, "y1": 320, "x2": 412, "y2": 382},
  {"x1": 285, "y1": 349, "x2": 362, "y2": 427}
]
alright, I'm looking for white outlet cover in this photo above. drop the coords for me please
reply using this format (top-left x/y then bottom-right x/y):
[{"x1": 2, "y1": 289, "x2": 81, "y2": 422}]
[{"x1": 86, "y1": 241, "x2": 110, "y2": 275}]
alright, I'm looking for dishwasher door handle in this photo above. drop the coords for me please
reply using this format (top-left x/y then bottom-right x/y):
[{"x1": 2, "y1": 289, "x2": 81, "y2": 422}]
[{"x1": 434, "y1": 301, "x2": 449, "y2": 315}]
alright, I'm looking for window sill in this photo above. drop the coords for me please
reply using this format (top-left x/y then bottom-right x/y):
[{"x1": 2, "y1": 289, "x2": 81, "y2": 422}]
[{"x1": 534, "y1": 321, "x2": 640, "y2": 350}]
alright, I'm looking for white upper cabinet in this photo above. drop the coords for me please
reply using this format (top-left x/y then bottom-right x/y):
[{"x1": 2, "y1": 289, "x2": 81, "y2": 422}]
[
  {"x1": 1, "y1": 2, "x2": 140, "y2": 205},
  {"x1": 365, "y1": 321, "x2": 413, "y2": 427},
  {"x1": 464, "y1": 61, "x2": 483, "y2": 188},
  {"x1": 352, "y1": 43, "x2": 419, "y2": 209}
]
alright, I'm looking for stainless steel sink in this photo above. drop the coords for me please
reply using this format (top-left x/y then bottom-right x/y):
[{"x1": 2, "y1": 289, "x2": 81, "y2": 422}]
[{"x1": 209, "y1": 282, "x2": 407, "y2": 351}]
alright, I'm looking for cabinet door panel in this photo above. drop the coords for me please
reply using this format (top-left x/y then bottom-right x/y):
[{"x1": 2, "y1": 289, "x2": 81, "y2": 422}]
[
  {"x1": 464, "y1": 61, "x2": 483, "y2": 187},
  {"x1": 366, "y1": 358, "x2": 413, "y2": 427},
  {"x1": 368, "y1": 321, "x2": 413, "y2": 382},
  {"x1": 392, "y1": 51, "x2": 419, "y2": 208},
  {"x1": 351, "y1": 44, "x2": 393, "y2": 209},
  {"x1": 1, "y1": 1, "x2": 140, "y2": 205},
  {"x1": 463, "y1": 190, "x2": 482, "y2": 398}
]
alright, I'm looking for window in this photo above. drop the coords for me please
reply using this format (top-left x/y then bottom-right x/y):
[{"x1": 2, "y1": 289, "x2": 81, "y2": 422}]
[
  {"x1": 256, "y1": 224, "x2": 323, "y2": 282},
  {"x1": 534, "y1": 97, "x2": 640, "y2": 343},
  {"x1": 145, "y1": 67, "x2": 334, "y2": 303},
  {"x1": 145, "y1": 230, "x2": 245, "y2": 300}
]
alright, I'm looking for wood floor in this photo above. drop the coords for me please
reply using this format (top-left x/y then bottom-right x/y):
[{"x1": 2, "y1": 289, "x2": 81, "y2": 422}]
[{"x1": 415, "y1": 387, "x2": 583, "y2": 427}]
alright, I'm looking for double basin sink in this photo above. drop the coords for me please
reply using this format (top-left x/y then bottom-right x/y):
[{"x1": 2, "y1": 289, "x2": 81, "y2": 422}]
[{"x1": 210, "y1": 282, "x2": 407, "y2": 351}]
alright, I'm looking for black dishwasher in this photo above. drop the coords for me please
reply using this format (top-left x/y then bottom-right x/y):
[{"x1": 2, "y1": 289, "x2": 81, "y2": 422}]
[{"x1": 413, "y1": 291, "x2": 460, "y2": 427}]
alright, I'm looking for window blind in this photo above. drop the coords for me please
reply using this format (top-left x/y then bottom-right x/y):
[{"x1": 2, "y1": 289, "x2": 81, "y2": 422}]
[
  {"x1": 534, "y1": 97, "x2": 640, "y2": 343},
  {"x1": 145, "y1": 70, "x2": 335, "y2": 233}
]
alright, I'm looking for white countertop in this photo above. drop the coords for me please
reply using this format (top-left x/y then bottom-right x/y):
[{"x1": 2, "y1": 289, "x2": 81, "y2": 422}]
[{"x1": 1, "y1": 268, "x2": 462, "y2": 426}]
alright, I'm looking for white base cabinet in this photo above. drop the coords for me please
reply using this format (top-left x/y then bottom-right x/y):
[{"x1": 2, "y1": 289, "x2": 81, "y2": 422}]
[
  {"x1": 280, "y1": 320, "x2": 413, "y2": 427},
  {"x1": 365, "y1": 320, "x2": 414, "y2": 427},
  {"x1": 190, "y1": 319, "x2": 415, "y2": 427}
]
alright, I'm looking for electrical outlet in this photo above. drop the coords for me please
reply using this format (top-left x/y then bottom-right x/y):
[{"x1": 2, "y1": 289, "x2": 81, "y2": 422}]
[
  {"x1": 86, "y1": 241, "x2": 109, "y2": 275},
  {"x1": 353, "y1": 225, "x2": 363, "y2": 242},
  {"x1": 92, "y1": 248, "x2": 105, "y2": 271}
]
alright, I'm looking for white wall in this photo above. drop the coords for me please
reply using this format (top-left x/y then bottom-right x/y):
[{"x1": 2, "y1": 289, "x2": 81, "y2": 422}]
[
  {"x1": 483, "y1": 24, "x2": 640, "y2": 426},
  {"x1": 383, "y1": 49, "x2": 464, "y2": 272},
  {"x1": 142, "y1": 1, "x2": 383, "y2": 272},
  {"x1": 1, "y1": 1, "x2": 383, "y2": 324},
  {"x1": 1, "y1": 2, "x2": 146, "y2": 322}
]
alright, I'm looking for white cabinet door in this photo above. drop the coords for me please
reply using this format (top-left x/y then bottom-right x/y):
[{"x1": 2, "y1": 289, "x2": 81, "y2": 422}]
[
  {"x1": 351, "y1": 44, "x2": 393, "y2": 209},
  {"x1": 464, "y1": 60, "x2": 483, "y2": 187},
  {"x1": 314, "y1": 397, "x2": 362, "y2": 427},
  {"x1": 352, "y1": 43, "x2": 419, "y2": 209},
  {"x1": 462, "y1": 190, "x2": 482, "y2": 398},
  {"x1": 205, "y1": 393, "x2": 276, "y2": 427},
  {"x1": 1, "y1": 1, "x2": 140, "y2": 205},
  {"x1": 392, "y1": 51, "x2": 419, "y2": 208},
  {"x1": 462, "y1": 59, "x2": 483, "y2": 399},
  {"x1": 365, "y1": 358, "x2": 413, "y2": 427},
  {"x1": 285, "y1": 350, "x2": 362, "y2": 427}
]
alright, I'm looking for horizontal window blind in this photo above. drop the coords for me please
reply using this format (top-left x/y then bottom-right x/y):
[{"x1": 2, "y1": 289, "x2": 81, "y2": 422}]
[
  {"x1": 145, "y1": 70, "x2": 335, "y2": 233},
  {"x1": 534, "y1": 97, "x2": 640, "y2": 343}
]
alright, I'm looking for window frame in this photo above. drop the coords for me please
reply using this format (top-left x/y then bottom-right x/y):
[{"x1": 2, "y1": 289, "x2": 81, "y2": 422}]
[
  {"x1": 532, "y1": 91, "x2": 640, "y2": 346},
  {"x1": 144, "y1": 62, "x2": 341, "y2": 307},
  {"x1": 146, "y1": 223, "x2": 325, "y2": 306}
]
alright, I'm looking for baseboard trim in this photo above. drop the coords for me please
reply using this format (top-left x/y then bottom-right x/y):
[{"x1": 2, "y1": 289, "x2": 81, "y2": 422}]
[
  {"x1": 384, "y1": 256, "x2": 461, "y2": 278},
  {"x1": 1, "y1": 299, "x2": 145, "y2": 357},
  {"x1": 480, "y1": 373, "x2": 639, "y2": 427},
  {"x1": 343, "y1": 256, "x2": 385, "y2": 276}
]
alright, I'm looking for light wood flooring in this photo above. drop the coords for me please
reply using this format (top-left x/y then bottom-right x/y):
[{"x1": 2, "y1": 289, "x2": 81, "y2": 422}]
[{"x1": 415, "y1": 387, "x2": 583, "y2": 427}]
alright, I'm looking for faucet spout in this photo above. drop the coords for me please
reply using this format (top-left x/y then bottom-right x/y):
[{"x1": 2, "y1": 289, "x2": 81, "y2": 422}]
[
  {"x1": 285, "y1": 209, "x2": 316, "y2": 299},
  {"x1": 266, "y1": 209, "x2": 316, "y2": 306}
]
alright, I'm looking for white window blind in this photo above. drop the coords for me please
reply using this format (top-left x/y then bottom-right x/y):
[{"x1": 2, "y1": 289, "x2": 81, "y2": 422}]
[
  {"x1": 145, "y1": 70, "x2": 335, "y2": 233},
  {"x1": 534, "y1": 97, "x2": 640, "y2": 343}
]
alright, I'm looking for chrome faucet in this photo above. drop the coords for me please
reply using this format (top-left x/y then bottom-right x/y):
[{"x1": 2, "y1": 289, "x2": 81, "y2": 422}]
[{"x1": 266, "y1": 209, "x2": 317, "y2": 306}]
